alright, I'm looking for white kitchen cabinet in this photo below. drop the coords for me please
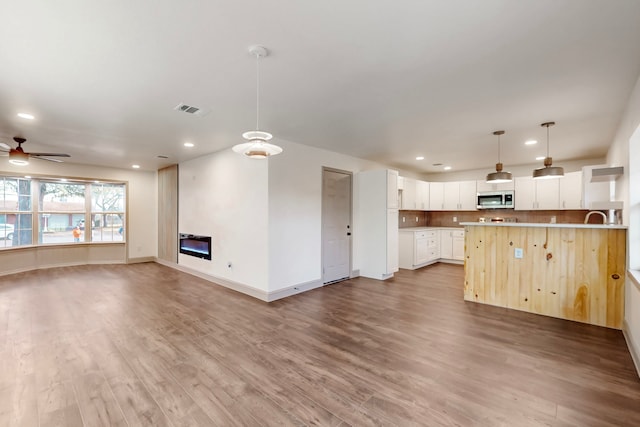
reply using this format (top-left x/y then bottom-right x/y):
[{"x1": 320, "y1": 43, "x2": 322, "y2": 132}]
[
  {"x1": 359, "y1": 169, "x2": 399, "y2": 280},
  {"x1": 476, "y1": 180, "x2": 515, "y2": 192},
  {"x1": 442, "y1": 181, "x2": 477, "y2": 210},
  {"x1": 429, "y1": 182, "x2": 445, "y2": 210},
  {"x1": 439, "y1": 228, "x2": 465, "y2": 263},
  {"x1": 416, "y1": 180, "x2": 430, "y2": 210},
  {"x1": 387, "y1": 169, "x2": 399, "y2": 209},
  {"x1": 401, "y1": 177, "x2": 417, "y2": 210},
  {"x1": 559, "y1": 171, "x2": 582, "y2": 209},
  {"x1": 514, "y1": 176, "x2": 560, "y2": 210},
  {"x1": 399, "y1": 229, "x2": 439, "y2": 269}
]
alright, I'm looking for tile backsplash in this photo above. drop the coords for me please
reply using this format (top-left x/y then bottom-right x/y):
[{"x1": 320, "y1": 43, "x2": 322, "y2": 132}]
[{"x1": 399, "y1": 209, "x2": 601, "y2": 228}]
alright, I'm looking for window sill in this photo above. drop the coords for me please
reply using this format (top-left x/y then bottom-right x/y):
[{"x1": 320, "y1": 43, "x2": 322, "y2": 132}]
[{"x1": 0, "y1": 241, "x2": 125, "y2": 251}]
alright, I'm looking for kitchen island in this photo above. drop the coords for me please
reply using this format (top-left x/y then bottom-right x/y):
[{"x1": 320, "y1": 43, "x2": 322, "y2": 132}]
[{"x1": 461, "y1": 222, "x2": 627, "y2": 329}]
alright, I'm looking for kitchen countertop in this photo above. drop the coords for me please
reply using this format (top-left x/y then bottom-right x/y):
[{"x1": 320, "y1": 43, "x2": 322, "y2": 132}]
[
  {"x1": 460, "y1": 222, "x2": 627, "y2": 229},
  {"x1": 399, "y1": 226, "x2": 462, "y2": 231}
]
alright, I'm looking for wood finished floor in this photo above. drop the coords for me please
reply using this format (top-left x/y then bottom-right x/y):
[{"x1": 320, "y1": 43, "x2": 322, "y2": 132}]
[{"x1": 1, "y1": 263, "x2": 639, "y2": 427}]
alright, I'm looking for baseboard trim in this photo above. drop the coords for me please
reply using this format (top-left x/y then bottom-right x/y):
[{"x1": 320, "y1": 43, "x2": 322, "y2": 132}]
[
  {"x1": 266, "y1": 279, "x2": 324, "y2": 302},
  {"x1": 128, "y1": 256, "x2": 156, "y2": 264},
  {"x1": 154, "y1": 259, "x2": 269, "y2": 301},
  {"x1": 350, "y1": 269, "x2": 360, "y2": 278},
  {"x1": 623, "y1": 318, "x2": 640, "y2": 379}
]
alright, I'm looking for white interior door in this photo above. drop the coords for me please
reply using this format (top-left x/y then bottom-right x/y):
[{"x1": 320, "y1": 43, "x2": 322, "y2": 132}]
[{"x1": 322, "y1": 168, "x2": 352, "y2": 284}]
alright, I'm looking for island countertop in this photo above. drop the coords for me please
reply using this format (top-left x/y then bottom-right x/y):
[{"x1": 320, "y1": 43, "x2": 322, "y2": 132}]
[{"x1": 460, "y1": 222, "x2": 627, "y2": 230}]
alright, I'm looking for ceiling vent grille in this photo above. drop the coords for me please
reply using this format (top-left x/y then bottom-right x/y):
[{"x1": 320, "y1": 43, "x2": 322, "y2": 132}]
[{"x1": 173, "y1": 103, "x2": 209, "y2": 117}]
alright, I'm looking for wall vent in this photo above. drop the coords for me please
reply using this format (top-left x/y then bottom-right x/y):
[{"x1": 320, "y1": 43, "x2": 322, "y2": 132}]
[{"x1": 173, "y1": 103, "x2": 209, "y2": 117}]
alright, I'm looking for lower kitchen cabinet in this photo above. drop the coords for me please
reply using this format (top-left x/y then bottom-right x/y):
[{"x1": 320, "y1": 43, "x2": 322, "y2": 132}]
[
  {"x1": 399, "y1": 227, "x2": 464, "y2": 269},
  {"x1": 399, "y1": 229, "x2": 439, "y2": 269},
  {"x1": 439, "y1": 228, "x2": 465, "y2": 263}
]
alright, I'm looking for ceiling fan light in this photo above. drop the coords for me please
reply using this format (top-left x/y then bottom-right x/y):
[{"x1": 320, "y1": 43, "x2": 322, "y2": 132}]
[{"x1": 9, "y1": 150, "x2": 29, "y2": 166}]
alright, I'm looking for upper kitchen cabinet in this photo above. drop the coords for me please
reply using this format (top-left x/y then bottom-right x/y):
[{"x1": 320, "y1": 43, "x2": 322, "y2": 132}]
[
  {"x1": 476, "y1": 180, "x2": 515, "y2": 192},
  {"x1": 399, "y1": 178, "x2": 429, "y2": 210},
  {"x1": 559, "y1": 171, "x2": 582, "y2": 209},
  {"x1": 416, "y1": 180, "x2": 429, "y2": 210},
  {"x1": 387, "y1": 169, "x2": 399, "y2": 209},
  {"x1": 443, "y1": 181, "x2": 477, "y2": 210},
  {"x1": 514, "y1": 176, "x2": 559, "y2": 210},
  {"x1": 429, "y1": 182, "x2": 445, "y2": 210}
]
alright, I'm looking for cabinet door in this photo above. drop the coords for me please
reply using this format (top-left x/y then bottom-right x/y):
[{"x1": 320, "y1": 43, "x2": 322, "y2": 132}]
[
  {"x1": 443, "y1": 182, "x2": 460, "y2": 210},
  {"x1": 458, "y1": 181, "x2": 477, "y2": 210},
  {"x1": 515, "y1": 177, "x2": 536, "y2": 210},
  {"x1": 416, "y1": 180, "x2": 430, "y2": 210},
  {"x1": 402, "y1": 178, "x2": 417, "y2": 210},
  {"x1": 429, "y1": 182, "x2": 445, "y2": 211},
  {"x1": 415, "y1": 237, "x2": 429, "y2": 265},
  {"x1": 387, "y1": 170, "x2": 399, "y2": 209},
  {"x1": 559, "y1": 171, "x2": 582, "y2": 209},
  {"x1": 535, "y1": 179, "x2": 560, "y2": 210},
  {"x1": 440, "y1": 229, "x2": 453, "y2": 259},
  {"x1": 386, "y1": 209, "x2": 399, "y2": 273},
  {"x1": 477, "y1": 180, "x2": 515, "y2": 192},
  {"x1": 452, "y1": 230, "x2": 465, "y2": 260}
]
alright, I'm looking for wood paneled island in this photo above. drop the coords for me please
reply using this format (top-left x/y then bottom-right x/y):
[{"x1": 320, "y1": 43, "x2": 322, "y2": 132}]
[{"x1": 461, "y1": 222, "x2": 627, "y2": 329}]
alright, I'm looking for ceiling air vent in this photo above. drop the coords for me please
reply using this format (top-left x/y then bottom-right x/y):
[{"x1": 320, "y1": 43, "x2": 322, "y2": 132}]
[{"x1": 173, "y1": 103, "x2": 209, "y2": 117}]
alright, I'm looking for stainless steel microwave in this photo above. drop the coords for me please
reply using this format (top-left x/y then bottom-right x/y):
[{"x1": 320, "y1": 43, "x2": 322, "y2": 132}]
[{"x1": 477, "y1": 190, "x2": 514, "y2": 209}]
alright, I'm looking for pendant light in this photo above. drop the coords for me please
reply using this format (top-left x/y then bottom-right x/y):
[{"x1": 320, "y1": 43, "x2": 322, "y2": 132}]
[
  {"x1": 486, "y1": 130, "x2": 512, "y2": 183},
  {"x1": 533, "y1": 121, "x2": 564, "y2": 179},
  {"x1": 232, "y1": 45, "x2": 283, "y2": 159}
]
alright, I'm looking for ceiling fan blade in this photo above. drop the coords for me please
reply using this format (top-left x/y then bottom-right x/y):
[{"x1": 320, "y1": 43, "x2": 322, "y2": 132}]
[
  {"x1": 28, "y1": 152, "x2": 71, "y2": 158},
  {"x1": 0, "y1": 142, "x2": 10, "y2": 150},
  {"x1": 33, "y1": 156, "x2": 64, "y2": 163}
]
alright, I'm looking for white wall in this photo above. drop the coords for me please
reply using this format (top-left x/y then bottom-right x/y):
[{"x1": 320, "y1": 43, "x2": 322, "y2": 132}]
[
  {"x1": 267, "y1": 140, "x2": 385, "y2": 293},
  {"x1": 178, "y1": 149, "x2": 269, "y2": 291},
  {"x1": 0, "y1": 161, "x2": 157, "y2": 273},
  {"x1": 606, "y1": 73, "x2": 640, "y2": 375}
]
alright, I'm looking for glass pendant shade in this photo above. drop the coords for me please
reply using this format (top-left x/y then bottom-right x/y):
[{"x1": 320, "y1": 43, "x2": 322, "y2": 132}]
[
  {"x1": 9, "y1": 150, "x2": 29, "y2": 166},
  {"x1": 232, "y1": 45, "x2": 283, "y2": 159},
  {"x1": 486, "y1": 130, "x2": 512, "y2": 183},
  {"x1": 533, "y1": 122, "x2": 563, "y2": 179}
]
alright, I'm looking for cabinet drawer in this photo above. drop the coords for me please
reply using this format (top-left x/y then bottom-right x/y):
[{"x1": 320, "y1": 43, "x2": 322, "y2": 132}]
[
  {"x1": 415, "y1": 231, "x2": 428, "y2": 239},
  {"x1": 427, "y1": 238, "x2": 438, "y2": 248},
  {"x1": 426, "y1": 230, "x2": 437, "y2": 238},
  {"x1": 452, "y1": 230, "x2": 465, "y2": 238}
]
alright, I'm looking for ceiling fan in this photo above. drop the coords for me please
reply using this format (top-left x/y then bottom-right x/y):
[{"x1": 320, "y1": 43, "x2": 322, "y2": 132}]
[{"x1": 0, "y1": 137, "x2": 71, "y2": 166}]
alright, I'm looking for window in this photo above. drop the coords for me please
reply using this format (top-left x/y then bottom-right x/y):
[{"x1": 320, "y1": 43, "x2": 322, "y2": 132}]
[
  {"x1": 91, "y1": 183, "x2": 125, "y2": 242},
  {"x1": 0, "y1": 177, "x2": 32, "y2": 248},
  {"x1": 0, "y1": 175, "x2": 126, "y2": 248},
  {"x1": 39, "y1": 181, "x2": 86, "y2": 244}
]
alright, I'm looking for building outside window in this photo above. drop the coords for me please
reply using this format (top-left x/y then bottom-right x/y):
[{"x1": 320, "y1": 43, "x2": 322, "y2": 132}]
[{"x1": 0, "y1": 177, "x2": 32, "y2": 248}]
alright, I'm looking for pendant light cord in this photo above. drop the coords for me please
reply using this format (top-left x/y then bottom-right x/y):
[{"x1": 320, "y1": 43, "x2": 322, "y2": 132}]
[
  {"x1": 546, "y1": 124, "x2": 550, "y2": 158},
  {"x1": 497, "y1": 133, "x2": 501, "y2": 163},
  {"x1": 255, "y1": 53, "x2": 259, "y2": 130}
]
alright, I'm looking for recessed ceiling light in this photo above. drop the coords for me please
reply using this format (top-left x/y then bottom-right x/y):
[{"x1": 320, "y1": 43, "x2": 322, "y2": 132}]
[
  {"x1": 525, "y1": 140, "x2": 538, "y2": 145},
  {"x1": 184, "y1": 142, "x2": 194, "y2": 148},
  {"x1": 17, "y1": 113, "x2": 35, "y2": 120},
  {"x1": 536, "y1": 156, "x2": 545, "y2": 161},
  {"x1": 415, "y1": 156, "x2": 424, "y2": 161},
  {"x1": 444, "y1": 166, "x2": 452, "y2": 171},
  {"x1": 132, "y1": 164, "x2": 140, "y2": 169}
]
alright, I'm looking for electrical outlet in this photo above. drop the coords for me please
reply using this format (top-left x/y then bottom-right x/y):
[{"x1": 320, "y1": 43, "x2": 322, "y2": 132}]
[
  {"x1": 415, "y1": 216, "x2": 419, "y2": 222},
  {"x1": 453, "y1": 216, "x2": 457, "y2": 222},
  {"x1": 514, "y1": 248, "x2": 523, "y2": 259},
  {"x1": 402, "y1": 216, "x2": 406, "y2": 223}
]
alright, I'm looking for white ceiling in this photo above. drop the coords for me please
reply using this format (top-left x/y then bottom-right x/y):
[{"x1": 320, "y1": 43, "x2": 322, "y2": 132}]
[{"x1": 1, "y1": 0, "x2": 640, "y2": 174}]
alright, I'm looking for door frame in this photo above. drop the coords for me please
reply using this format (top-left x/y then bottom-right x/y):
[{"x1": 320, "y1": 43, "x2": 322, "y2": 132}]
[{"x1": 321, "y1": 167, "x2": 353, "y2": 284}]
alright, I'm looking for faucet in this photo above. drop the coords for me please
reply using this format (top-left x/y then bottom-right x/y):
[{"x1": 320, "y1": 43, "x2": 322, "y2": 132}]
[{"x1": 584, "y1": 211, "x2": 607, "y2": 224}]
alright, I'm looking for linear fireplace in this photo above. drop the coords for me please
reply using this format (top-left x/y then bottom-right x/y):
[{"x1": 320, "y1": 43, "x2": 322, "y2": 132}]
[{"x1": 179, "y1": 233, "x2": 212, "y2": 260}]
